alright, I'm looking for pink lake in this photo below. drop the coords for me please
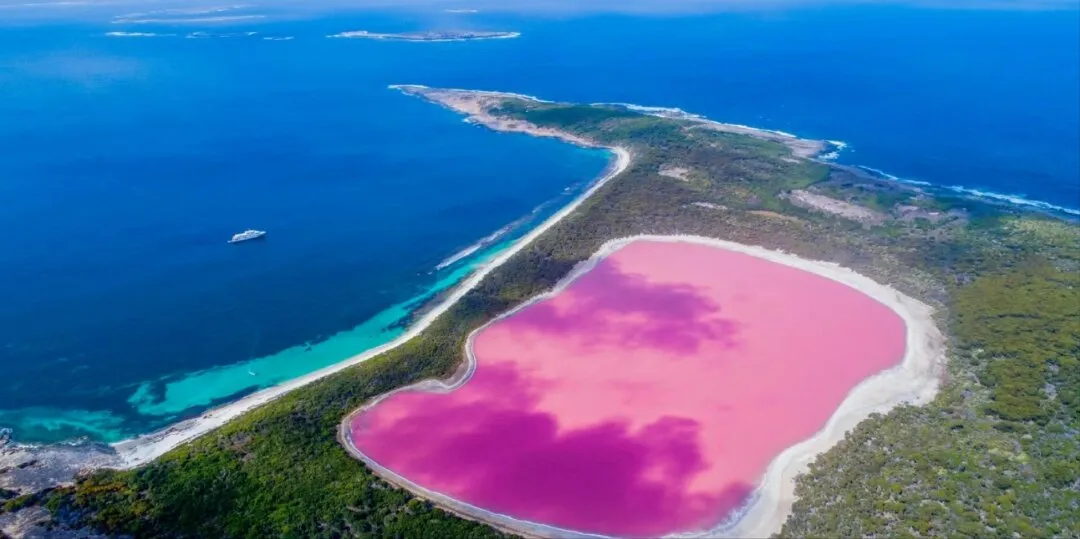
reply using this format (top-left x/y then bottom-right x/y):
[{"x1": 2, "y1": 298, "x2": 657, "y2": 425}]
[{"x1": 349, "y1": 240, "x2": 906, "y2": 537}]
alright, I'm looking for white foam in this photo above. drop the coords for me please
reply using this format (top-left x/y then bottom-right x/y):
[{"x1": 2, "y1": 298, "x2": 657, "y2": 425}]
[
  {"x1": 328, "y1": 30, "x2": 370, "y2": 38},
  {"x1": 262, "y1": 36, "x2": 295, "y2": 41},
  {"x1": 105, "y1": 31, "x2": 172, "y2": 37},
  {"x1": 726, "y1": 122, "x2": 797, "y2": 139},
  {"x1": 817, "y1": 140, "x2": 849, "y2": 160},
  {"x1": 849, "y1": 166, "x2": 1078, "y2": 216},
  {"x1": 435, "y1": 210, "x2": 539, "y2": 271},
  {"x1": 435, "y1": 244, "x2": 483, "y2": 271},
  {"x1": 944, "y1": 186, "x2": 1080, "y2": 217},
  {"x1": 854, "y1": 165, "x2": 901, "y2": 181}
]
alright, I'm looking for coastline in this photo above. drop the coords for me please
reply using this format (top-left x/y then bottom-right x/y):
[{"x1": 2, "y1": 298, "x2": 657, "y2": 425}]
[
  {"x1": 594, "y1": 100, "x2": 1080, "y2": 219},
  {"x1": 338, "y1": 234, "x2": 948, "y2": 538},
  {"x1": 9, "y1": 83, "x2": 1071, "y2": 539},
  {"x1": 595, "y1": 101, "x2": 828, "y2": 159},
  {"x1": 107, "y1": 142, "x2": 631, "y2": 468},
  {"x1": 4, "y1": 85, "x2": 1055, "y2": 522}
]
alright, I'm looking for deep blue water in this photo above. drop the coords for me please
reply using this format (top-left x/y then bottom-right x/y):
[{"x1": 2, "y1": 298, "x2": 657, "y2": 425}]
[{"x1": 1, "y1": 4, "x2": 1077, "y2": 443}]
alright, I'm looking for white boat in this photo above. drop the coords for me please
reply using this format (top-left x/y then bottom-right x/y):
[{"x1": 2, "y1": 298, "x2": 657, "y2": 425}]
[{"x1": 229, "y1": 229, "x2": 266, "y2": 244}]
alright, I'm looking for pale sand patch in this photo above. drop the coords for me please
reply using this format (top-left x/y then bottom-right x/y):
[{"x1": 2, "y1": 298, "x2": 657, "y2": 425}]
[
  {"x1": 690, "y1": 202, "x2": 728, "y2": 211},
  {"x1": 691, "y1": 123, "x2": 826, "y2": 158},
  {"x1": 786, "y1": 189, "x2": 887, "y2": 225},
  {"x1": 659, "y1": 166, "x2": 692, "y2": 181},
  {"x1": 108, "y1": 143, "x2": 631, "y2": 467},
  {"x1": 390, "y1": 85, "x2": 602, "y2": 150},
  {"x1": 748, "y1": 210, "x2": 804, "y2": 223},
  {"x1": 340, "y1": 234, "x2": 947, "y2": 539}
]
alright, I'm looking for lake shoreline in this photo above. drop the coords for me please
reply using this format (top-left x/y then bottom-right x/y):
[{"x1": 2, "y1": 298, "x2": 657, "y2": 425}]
[{"x1": 338, "y1": 234, "x2": 947, "y2": 538}]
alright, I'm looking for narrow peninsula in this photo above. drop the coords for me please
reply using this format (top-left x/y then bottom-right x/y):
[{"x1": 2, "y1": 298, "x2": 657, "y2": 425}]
[{"x1": 2, "y1": 85, "x2": 1076, "y2": 539}]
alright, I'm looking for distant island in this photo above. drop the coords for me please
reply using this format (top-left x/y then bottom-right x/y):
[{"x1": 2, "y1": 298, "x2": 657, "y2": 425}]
[{"x1": 327, "y1": 30, "x2": 519, "y2": 42}]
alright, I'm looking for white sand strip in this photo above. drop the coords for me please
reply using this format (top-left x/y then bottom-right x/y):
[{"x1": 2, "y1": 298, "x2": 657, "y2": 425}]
[
  {"x1": 340, "y1": 234, "x2": 947, "y2": 539},
  {"x1": 109, "y1": 146, "x2": 630, "y2": 468}
]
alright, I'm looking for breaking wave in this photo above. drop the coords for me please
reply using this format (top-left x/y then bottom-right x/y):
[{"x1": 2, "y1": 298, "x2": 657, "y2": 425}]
[
  {"x1": 944, "y1": 186, "x2": 1080, "y2": 217},
  {"x1": 434, "y1": 198, "x2": 563, "y2": 271},
  {"x1": 435, "y1": 219, "x2": 522, "y2": 271}
]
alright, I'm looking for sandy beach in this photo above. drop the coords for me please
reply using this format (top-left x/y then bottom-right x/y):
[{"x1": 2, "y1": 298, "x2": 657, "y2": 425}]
[{"x1": 339, "y1": 234, "x2": 947, "y2": 538}]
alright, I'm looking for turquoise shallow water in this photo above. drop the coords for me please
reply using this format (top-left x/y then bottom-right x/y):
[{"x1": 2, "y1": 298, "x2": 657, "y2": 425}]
[
  {"x1": 0, "y1": 14, "x2": 614, "y2": 442},
  {"x1": 124, "y1": 241, "x2": 506, "y2": 419},
  {"x1": 1, "y1": 4, "x2": 1076, "y2": 444},
  {"x1": 1, "y1": 234, "x2": 547, "y2": 442}
]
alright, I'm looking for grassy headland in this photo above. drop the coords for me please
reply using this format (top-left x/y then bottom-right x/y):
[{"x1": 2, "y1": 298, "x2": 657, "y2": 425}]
[{"x1": 12, "y1": 88, "x2": 1078, "y2": 538}]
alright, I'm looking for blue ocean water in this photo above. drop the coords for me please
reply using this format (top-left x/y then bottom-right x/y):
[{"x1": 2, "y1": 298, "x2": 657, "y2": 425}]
[{"x1": 1, "y1": 4, "x2": 1077, "y2": 443}]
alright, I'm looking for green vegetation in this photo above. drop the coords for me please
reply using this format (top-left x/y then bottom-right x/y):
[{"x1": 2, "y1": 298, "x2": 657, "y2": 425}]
[
  {"x1": 778, "y1": 207, "x2": 1079, "y2": 538},
  {"x1": 2, "y1": 491, "x2": 46, "y2": 514},
  {"x1": 27, "y1": 92, "x2": 1080, "y2": 539},
  {"x1": 780, "y1": 261, "x2": 1080, "y2": 538},
  {"x1": 957, "y1": 265, "x2": 1079, "y2": 423}
]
